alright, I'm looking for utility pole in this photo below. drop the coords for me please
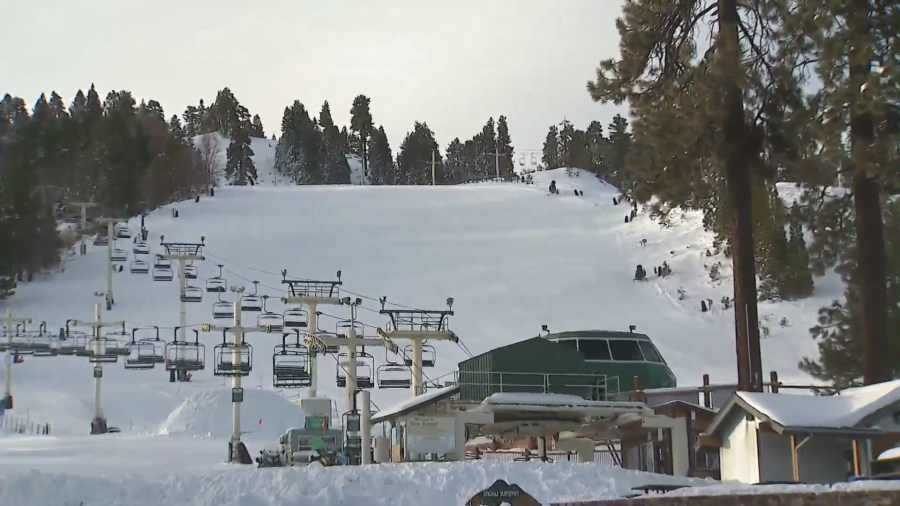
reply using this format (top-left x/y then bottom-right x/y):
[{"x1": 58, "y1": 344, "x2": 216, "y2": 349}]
[
  {"x1": 160, "y1": 235, "x2": 206, "y2": 382},
  {"x1": 94, "y1": 218, "x2": 121, "y2": 310},
  {"x1": 67, "y1": 303, "x2": 126, "y2": 434},
  {"x1": 431, "y1": 150, "x2": 437, "y2": 186},
  {"x1": 281, "y1": 270, "x2": 343, "y2": 399},
  {"x1": 2, "y1": 310, "x2": 32, "y2": 410},
  {"x1": 202, "y1": 288, "x2": 268, "y2": 464},
  {"x1": 377, "y1": 297, "x2": 457, "y2": 396},
  {"x1": 487, "y1": 149, "x2": 507, "y2": 181}
]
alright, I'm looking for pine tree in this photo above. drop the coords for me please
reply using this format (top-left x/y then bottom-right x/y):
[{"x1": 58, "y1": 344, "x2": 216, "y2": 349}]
[
  {"x1": 250, "y1": 114, "x2": 265, "y2": 138},
  {"x1": 85, "y1": 84, "x2": 103, "y2": 120},
  {"x1": 318, "y1": 101, "x2": 350, "y2": 184},
  {"x1": 275, "y1": 101, "x2": 323, "y2": 184},
  {"x1": 350, "y1": 95, "x2": 374, "y2": 181},
  {"x1": 444, "y1": 138, "x2": 465, "y2": 184},
  {"x1": 169, "y1": 115, "x2": 187, "y2": 144},
  {"x1": 48, "y1": 92, "x2": 68, "y2": 120},
  {"x1": 367, "y1": 126, "x2": 394, "y2": 185},
  {"x1": 225, "y1": 128, "x2": 256, "y2": 185},
  {"x1": 542, "y1": 126, "x2": 559, "y2": 169},
  {"x1": 69, "y1": 90, "x2": 87, "y2": 119},
  {"x1": 397, "y1": 122, "x2": 440, "y2": 185},
  {"x1": 496, "y1": 116, "x2": 514, "y2": 180}
]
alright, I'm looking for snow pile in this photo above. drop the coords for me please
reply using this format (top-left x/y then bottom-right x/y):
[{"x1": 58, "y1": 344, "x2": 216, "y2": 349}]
[
  {"x1": 666, "y1": 480, "x2": 900, "y2": 497},
  {"x1": 158, "y1": 389, "x2": 306, "y2": 440},
  {"x1": 0, "y1": 452, "x2": 709, "y2": 506}
]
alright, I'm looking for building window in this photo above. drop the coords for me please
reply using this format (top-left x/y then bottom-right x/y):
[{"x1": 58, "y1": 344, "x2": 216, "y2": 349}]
[
  {"x1": 579, "y1": 339, "x2": 611, "y2": 360},
  {"x1": 696, "y1": 448, "x2": 719, "y2": 471},
  {"x1": 609, "y1": 340, "x2": 644, "y2": 361},
  {"x1": 639, "y1": 441, "x2": 655, "y2": 472},
  {"x1": 557, "y1": 339, "x2": 578, "y2": 350},
  {"x1": 638, "y1": 341, "x2": 665, "y2": 363}
]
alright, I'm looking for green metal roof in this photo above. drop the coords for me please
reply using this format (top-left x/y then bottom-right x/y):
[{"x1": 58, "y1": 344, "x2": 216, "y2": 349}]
[{"x1": 544, "y1": 330, "x2": 653, "y2": 341}]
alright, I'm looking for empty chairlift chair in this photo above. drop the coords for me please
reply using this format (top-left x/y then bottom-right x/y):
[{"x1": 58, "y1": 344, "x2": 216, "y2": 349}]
[
  {"x1": 130, "y1": 259, "x2": 149, "y2": 274},
  {"x1": 377, "y1": 363, "x2": 412, "y2": 389},
  {"x1": 206, "y1": 264, "x2": 227, "y2": 293},
  {"x1": 214, "y1": 335, "x2": 252, "y2": 377},
  {"x1": 183, "y1": 264, "x2": 198, "y2": 279},
  {"x1": 181, "y1": 286, "x2": 203, "y2": 303},
  {"x1": 153, "y1": 265, "x2": 174, "y2": 281},
  {"x1": 115, "y1": 225, "x2": 131, "y2": 239},
  {"x1": 257, "y1": 295, "x2": 283, "y2": 331},
  {"x1": 28, "y1": 324, "x2": 59, "y2": 357},
  {"x1": 58, "y1": 330, "x2": 88, "y2": 356},
  {"x1": 240, "y1": 281, "x2": 263, "y2": 312},
  {"x1": 336, "y1": 351, "x2": 375, "y2": 389},
  {"x1": 403, "y1": 344, "x2": 437, "y2": 368},
  {"x1": 133, "y1": 242, "x2": 150, "y2": 255},
  {"x1": 125, "y1": 327, "x2": 165, "y2": 369},
  {"x1": 164, "y1": 330, "x2": 206, "y2": 372},
  {"x1": 212, "y1": 293, "x2": 235, "y2": 319},
  {"x1": 93, "y1": 235, "x2": 108, "y2": 246},
  {"x1": 273, "y1": 332, "x2": 312, "y2": 388},
  {"x1": 283, "y1": 308, "x2": 309, "y2": 329},
  {"x1": 111, "y1": 248, "x2": 128, "y2": 262},
  {"x1": 88, "y1": 337, "x2": 122, "y2": 364}
]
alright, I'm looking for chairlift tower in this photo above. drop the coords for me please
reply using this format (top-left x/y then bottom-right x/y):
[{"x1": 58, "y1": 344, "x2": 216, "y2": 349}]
[
  {"x1": 67, "y1": 303, "x2": 126, "y2": 435},
  {"x1": 2, "y1": 310, "x2": 32, "y2": 410},
  {"x1": 94, "y1": 217, "x2": 123, "y2": 310},
  {"x1": 68, "y1": 201, "x2": 98, "y2": 235},
  {"x1": 377, "y1": 297, "x2": 458, "y2": 396},
  {"x1": 160, "y1": 235, "x2": 206, "y2": 382},
  {"x1": 280, "y1": 269, "x2": 343, "y2": 398},
  {"x1": 200, "y1": 288, "x2": 271, "y2": 464}
]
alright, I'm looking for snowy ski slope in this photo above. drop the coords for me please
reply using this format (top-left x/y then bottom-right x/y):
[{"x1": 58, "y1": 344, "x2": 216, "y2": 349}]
[{"x1": 0, "y1": 154, "x2": 849, "y2": 504}]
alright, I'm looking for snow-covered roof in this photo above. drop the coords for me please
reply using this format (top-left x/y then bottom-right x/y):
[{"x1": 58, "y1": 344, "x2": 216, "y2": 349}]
[
  {"x1": 878, "y1": 447, "x2": 900, "y2": 462},
  {"x1": 370, "y1": 385, "x2": 460, "y2": 424},
  {"x1": 706, "y1": 379, "x2": 900, "y2": 437},
  {"x1": 484, "y1": 393, "x2": 593, "y2": 406}
]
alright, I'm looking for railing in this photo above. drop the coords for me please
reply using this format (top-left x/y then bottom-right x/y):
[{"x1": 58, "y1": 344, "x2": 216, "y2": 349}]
[
  {"x1": 467, "y1": 449, "x2": 620, "y2": 466},
  {"x1": 0, "y1": 412, "x2": 52, "y2": 435},
  {"x1": 432, "y1": 370, "x2": 621, "y2": 402}
]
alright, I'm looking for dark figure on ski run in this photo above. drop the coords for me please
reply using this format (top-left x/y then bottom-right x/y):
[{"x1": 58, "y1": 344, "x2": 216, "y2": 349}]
[
  {"x1": 195, "y1": 195, "x2": 200, "y2": 203},
  {"x1": 549, "y1": 180, "x2": 557, "y2": 194},
  {"x1": 634, "y1": 264, "x2": 647, "y2": 281},
  {"x1": 210, "y1": 187, "x2": 215, "y2": 197}
]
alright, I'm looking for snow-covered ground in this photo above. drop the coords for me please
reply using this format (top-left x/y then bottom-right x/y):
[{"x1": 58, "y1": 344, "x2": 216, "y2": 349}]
[{"x1": 0, "y1": 159, "x2": 852, "y2": 504}]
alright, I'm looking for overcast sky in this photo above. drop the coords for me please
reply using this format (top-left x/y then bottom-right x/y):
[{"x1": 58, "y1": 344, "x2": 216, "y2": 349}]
[{"x1": 1, "y1": 0, "x2": 626, "y2": 158}]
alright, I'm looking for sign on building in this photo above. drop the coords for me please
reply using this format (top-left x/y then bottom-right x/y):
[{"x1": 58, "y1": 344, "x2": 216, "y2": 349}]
[{"x1": 406, "y1": 416, "x2": 455, "y2": 455}]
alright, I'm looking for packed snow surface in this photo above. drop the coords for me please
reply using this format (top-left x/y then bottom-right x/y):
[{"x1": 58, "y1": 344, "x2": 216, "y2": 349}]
[{"x1": 0, "y1": 163, "x2": 851, "y2": 504}]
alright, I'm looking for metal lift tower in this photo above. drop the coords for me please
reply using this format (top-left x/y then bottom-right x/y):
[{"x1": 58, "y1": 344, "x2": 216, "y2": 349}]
[
  {"x1": 160, "y1": 235, "x2": 206, "y2": 382},
  {"x1": 377, "y1": 297, "x2": 458, "y2": 396}
]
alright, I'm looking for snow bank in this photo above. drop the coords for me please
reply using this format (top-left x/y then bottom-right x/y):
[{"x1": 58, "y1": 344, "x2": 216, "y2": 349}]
[
  {"x1": 0, "y1": 458, "x2": 709, "y2": 506},
  {"x1": 158, "y1": 389, "x2": 306, "y2": 440}
]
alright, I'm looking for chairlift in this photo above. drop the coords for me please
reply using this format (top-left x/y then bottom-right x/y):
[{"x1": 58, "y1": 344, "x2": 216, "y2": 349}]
[
  {"x1": 104, "y1": 326, "x2": 133, "y2": 356},
  {"x1": 153, "y1": 255, "x2": 171, "y2": 269},
  {"x1": 335, "y1": 319, "x2": 365, "y2": 339},
  {"x1": 133, "y1": 242, "x2": 150, "y2": 255},
  {"x1": 183, "y1": 264, "x2": 198, "y2": 279},
  {"x1": 213, "y1": 334, "x2": 252, "y2": 377},
  {"x1": 212, "y1": 293, "x2": 235, "y2": 319},
  {"x1": 181, "y1": 286, "x2": 203, "y2": 303},
  {"x1": 130, "y1": 260, "x2": 149, "y2": 274},
  {"x1": 58, "y1": 330, "x2": 88, "y2": 356},
  {"x1": 335, "y1": 351, "x2": 374, "y2": 389},
  {"x1": 257, "y1": 295, "x2": 283, "y2": 331},
  {"x1": 93, "y1": 235, "x2": 108, "y2": 246},
  {"x1": 88, "y1": 337, "x2": 121, "y2": 363},
  {"x1": 111, "y1": 248, "x2": 127, "y2": 262},
  {"x1": 153, "y1": 266, "x2": 174, "y2": 281},
  {"x1": 115, "y1": 226, "x2": 131, "y2": 239},
  {"x1": 240, "y1": 281, "x2": 263, "y2": 312},
  {"x1": 125, "y1": 327, "x2": 164, "y2": 369},
  {"x1": 376, "y1": 363, "x2": 412, "y2": 389},
  {"x1": 273, "y1": 332, "x2": 312, "y2": 388},
  {"x1": 164, "y1": 329, "x2": 205, "y2": 371},
  {"x1": 283, "y1": 308, "x2": 309, "y2": 329},
  {"x1": 28, "y1": 326, "x2": 58, "y2": 357},
  {"x1": 206, "y1": 264, "x2": 227, "y2": 293},
  {"x1": 403, "y1": 344, "x2": 436, "y2": 368},
  {"x1": 5, "y1": 327, "x2": 34, "y2": 355}
]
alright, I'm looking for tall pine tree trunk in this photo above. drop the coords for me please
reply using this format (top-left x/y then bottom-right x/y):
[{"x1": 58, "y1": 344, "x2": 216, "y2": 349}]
[
  {"x1": 719, "y1": 0, "x2": 764, "y2": 392},
  {"x1": 362, "y1": 133, "x2": 368, "y2": 183},
  {"x1": 848, "y1": 0, "x2": 890, "y2": 386}
]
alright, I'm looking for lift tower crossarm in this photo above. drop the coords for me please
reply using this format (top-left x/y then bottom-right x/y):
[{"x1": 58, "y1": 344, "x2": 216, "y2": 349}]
[
  {"x1": 3, "y1": 311, "x2": 33, "y2": 410},
  {"x1": 68, "y1": 304, "x2": 127, "y2": 434},
  {"x1": 160, "y1": 235, "x2": 206, "y2": 382},
  {"x1": 376, "y1": 297, "x2": 457, "y2": 396},
  {"x1": 279, "y1": 269, "x2": 343, "y2": 398}
]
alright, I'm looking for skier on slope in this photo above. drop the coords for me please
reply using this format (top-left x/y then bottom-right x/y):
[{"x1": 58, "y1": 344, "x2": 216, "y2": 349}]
[{"x1": 549, "y1": 180, "x2": 558, "y2": 194}]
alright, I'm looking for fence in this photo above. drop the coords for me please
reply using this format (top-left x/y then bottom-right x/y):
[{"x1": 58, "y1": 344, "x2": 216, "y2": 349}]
[
  {"x1": 0, "y1": 411, "x2": 52, "y2": 435},
  {"x1": 468, "y1": 449, "x2": 620, "y2": 467}
]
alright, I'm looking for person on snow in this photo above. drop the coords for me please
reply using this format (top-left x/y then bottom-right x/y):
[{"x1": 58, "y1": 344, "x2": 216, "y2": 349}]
[
  {"x1": 633, "y1": 264, "x2": 647, "y2": 281},
  {"x1": 549, "y1": 180, "x2": 558, "y2": 194}
]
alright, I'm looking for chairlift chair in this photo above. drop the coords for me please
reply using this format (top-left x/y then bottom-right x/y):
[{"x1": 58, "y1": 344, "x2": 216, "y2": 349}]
[
  {"x1": 256, "y1": 295, "x2": 283, "y2": 331},
  {"x1": 213, "y1": 336, "x2": 252, "y2": 377},
  {"x1": 403, "y1": 344, "x2": 436, "y2": 368},
  {"x1": 376, "y1": 363, "x2": 412, "y2": 389},
  {"x1": 273, "y1": 333, "x2": 312, "y2": 388},
  {"x1": 212, "y1": 293, "x2": 235, "y2": 319},
  {"x1": 335, "y1": 351, "x2": 374, "y2": 389},
  {"x1": 6, "y1": 329, "x2": 35, "y2": 355},
  {"x1": 104, "y1": 328, "x2": 132, "y2": 356},
  {"x1": 111, "y1": 248, "x2": 127, "y2": 262},
  {"x1": 153, "y1": 255, "x2": 172, "y2": 269},
  {"x1": 164, "y1": 332, "x2": 205, "y2": 371},
  {"x1": 28, "y1": 328, "x2": 58, "y2": 357},
  {"x1": 88, "y1": 337, "x2": 121, "y2": 363},
  {"x1": 115, "y1": 225, "x2": 131, "y2": 239},
  {"x1": 58, "y1": 330, "x2": 87, "y2": 356},
  {"x1": 335, "y1": 319, "x2": 365, "y2": 339},
  {"x1": 130, "y1": 260, "x2": 149, "y2": 274},
  {"x1": 206, "y1": 264, "x2": 227, "y2": 293},
  {"x1": 133, "y1": 242, "x2": 150, "y2": 255},
  {"x1": 93, "y1": 235, "x2": 108, "y2": 246},
  {"x1": 283, "y1": 308, "x2": 309, "y2": 329},
  {"x1": 240, "y1": 281, "x2": 263, "y2": 312},
  {"x1": 181, "y1": 286, "x2": 203, "y2": 303},
  {"x1": 152, "y1": 266, "x2": 174, "y2": 281},
  {"x1": 183, "y1": 264, "x2": 198, "y2": 279},
  {"x1": 125, "y1": 327, "x2": 165, "y2": 369}
]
